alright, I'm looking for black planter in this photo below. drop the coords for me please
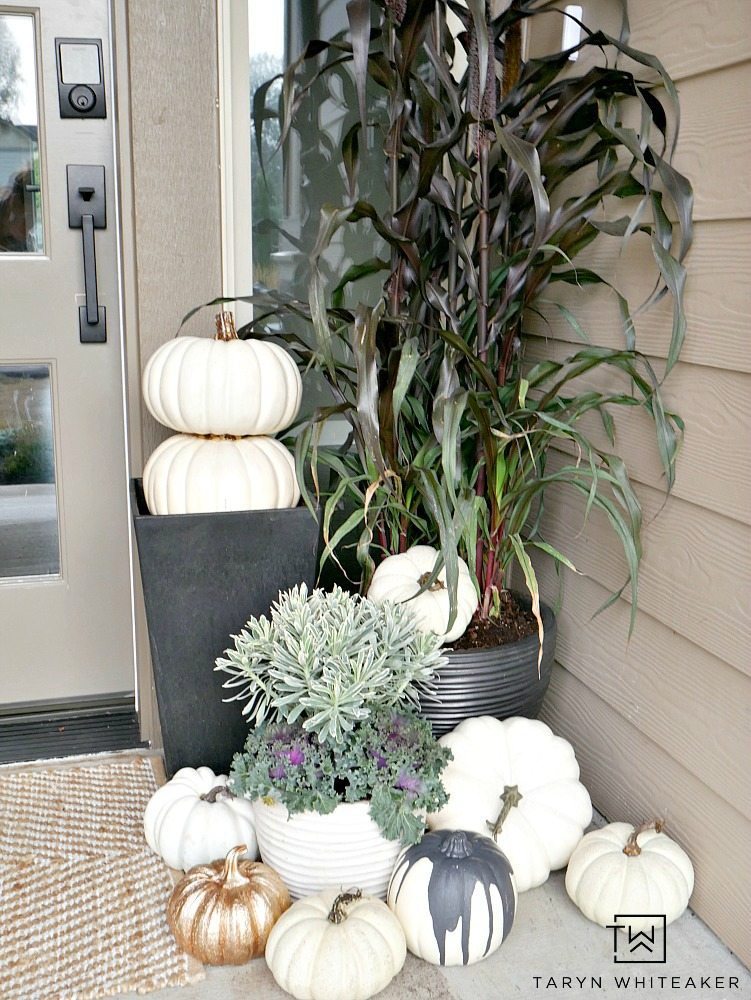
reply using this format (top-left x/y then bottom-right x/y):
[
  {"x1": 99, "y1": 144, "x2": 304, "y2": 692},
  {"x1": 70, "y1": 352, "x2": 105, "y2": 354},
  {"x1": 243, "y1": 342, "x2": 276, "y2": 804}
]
[
  {"x1": 420, "y1": 597, "x2": 556, "y2": 736},
  {"x1": 131, "y1": 479, "x2": 320, "y2": 777}
]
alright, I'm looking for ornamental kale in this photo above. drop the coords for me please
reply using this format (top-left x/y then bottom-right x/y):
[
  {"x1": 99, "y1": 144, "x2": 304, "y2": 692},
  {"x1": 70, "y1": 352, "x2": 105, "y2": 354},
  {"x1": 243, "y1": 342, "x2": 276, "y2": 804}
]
[
  {"x1": 216, "y1": 584, "x2": 446, "y2": 743},
  {"x1": 229, "y1": 708, "x2": 452, "y2": 845}
]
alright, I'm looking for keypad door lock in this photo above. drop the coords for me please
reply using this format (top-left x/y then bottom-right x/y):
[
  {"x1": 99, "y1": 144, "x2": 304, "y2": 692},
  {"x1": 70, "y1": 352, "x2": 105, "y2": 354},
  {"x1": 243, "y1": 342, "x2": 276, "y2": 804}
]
[{"x1": 55, "y1": 38, "x2": 106, "y2": 119}]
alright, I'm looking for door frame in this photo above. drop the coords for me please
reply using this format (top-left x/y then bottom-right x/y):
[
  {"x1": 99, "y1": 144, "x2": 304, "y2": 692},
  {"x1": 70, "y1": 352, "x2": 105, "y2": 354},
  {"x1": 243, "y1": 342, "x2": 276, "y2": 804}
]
[
  {"x1": 110, "y1": 0, "x2": 225, "y2": 750},
  {"x1": 111, "y1": 0, "x2": 157, "y2": 747}
]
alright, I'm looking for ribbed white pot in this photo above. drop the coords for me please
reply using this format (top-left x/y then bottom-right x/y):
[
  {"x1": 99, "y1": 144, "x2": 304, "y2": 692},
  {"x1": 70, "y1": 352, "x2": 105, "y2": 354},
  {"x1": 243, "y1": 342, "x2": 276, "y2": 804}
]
[{"x1": 252, "y1": 799, "x2": 402, "y2": 899}]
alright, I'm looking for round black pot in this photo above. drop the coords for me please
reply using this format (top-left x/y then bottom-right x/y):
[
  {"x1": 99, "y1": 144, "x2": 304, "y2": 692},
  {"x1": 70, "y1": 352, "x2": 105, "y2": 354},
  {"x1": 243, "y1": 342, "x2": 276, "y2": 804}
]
[{"x1": 420, "y1": 597, "x2": 556, "y2": 737}]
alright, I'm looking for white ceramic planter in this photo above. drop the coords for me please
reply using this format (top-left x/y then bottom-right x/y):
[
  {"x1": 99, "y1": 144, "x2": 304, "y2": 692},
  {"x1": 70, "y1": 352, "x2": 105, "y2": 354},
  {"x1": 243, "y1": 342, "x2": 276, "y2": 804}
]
[{"x1": 252, "y1": 799, "x2": 402, "y2": 899}]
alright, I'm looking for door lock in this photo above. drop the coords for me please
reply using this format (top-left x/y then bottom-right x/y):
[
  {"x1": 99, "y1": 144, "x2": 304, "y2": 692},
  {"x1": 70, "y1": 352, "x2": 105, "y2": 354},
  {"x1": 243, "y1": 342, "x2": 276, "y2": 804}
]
[
  {"x1": 69, "y1": 85, "x2": 97, "y2": 113},
  {"x1": 55, "y1": 39, "x2": 106, "y2": 119},
  {"x1": 67, "y1": 165, "x2": 106, "y2": 343}
]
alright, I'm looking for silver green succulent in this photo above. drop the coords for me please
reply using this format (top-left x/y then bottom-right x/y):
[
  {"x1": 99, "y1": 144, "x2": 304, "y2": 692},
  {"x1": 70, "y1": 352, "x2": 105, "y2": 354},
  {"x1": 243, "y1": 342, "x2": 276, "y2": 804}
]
[{"x1": 216, "y1": 584, "x2": 446, "y2": 743}]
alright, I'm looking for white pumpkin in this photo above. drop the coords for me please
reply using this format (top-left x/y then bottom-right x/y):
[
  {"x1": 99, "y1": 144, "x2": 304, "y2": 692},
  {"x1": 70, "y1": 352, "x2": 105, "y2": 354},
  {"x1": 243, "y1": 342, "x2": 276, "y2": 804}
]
[
  {"x1": 367, "y1": 545, "x2": 478, "y2": 644},
  {"x1": 265, "y1": 888, "x2": 406, "y2": 1000},
  {"x1": 143, "y1": 433, "x2": 300, "y2": 515},
  {"x1": 387, "y1": 830, "x2": 516, "y2": 966},
  {"x1": 565, "y1": 821, "x2": 694, "y2": 932},
  {"x1": 143, "y1": 312, "x2": 302, "y2": 437},
  {"x1": 143, "y1": 765, "x2": 257, "y2": 871},
  {"x1": 428, "y1": 716, "x2": 592, "y2": 892}
]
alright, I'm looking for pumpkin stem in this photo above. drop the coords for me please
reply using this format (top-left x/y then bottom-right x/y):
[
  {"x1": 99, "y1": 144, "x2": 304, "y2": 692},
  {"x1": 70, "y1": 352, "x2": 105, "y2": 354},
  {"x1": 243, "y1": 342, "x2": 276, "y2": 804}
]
[
  {"x1": 623, "y1": 819, "x2": 664, "y2": 857},
  {"x1": 327, "y1": 889, "x2": 362, "y2": 924},
  {"x1": 440, "y1": 831, "x2": 473, "y2": 859},
  {"x1": 219, "y1": 845, "x2": 250, "y2": 887},
  {"x1": 486, "y1": 784, "x2": 522, "y2": 838},
  {"x1": 215, "y1": 311, "x2": 238, "y2": 342},
  {"x1": 418, "y1": 571, "x2": 445, "y2": 592},
  {"x1": 200, "y1": 784, "x2": 234, "y2": 804}
]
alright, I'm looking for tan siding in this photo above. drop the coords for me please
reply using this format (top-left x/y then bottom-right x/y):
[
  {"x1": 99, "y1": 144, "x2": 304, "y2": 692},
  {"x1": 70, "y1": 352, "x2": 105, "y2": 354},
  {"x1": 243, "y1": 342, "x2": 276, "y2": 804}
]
[
  {"x1": 541, "y1": 669, "x2": 751, "y2": 967},
  {"x1": 528, "y1": 220, "x2": 751, "y2": 374},
  {"x1": 127, "y1": 0, "x2": 223, "y2": 460},
  {"x1": 528, "y1": 0, "x2": 751, "y2": 962},
  {"x1": 538, "y1": 464, "x2": 751, "y2": 675},
  {"x1": 535, "y1": 563, "x2": 751, "y2": 817},
  {"x1": 672, "y1": 63, "x2": 751, "y2": 221},
  {"x1": 628, "y1": 0, "x2": 751, "y2": 81},
  {"x1": 526, "y1": 0, "x2": 751, "y2": 81},
  {"x1": 524, "y1": 340, "x2": 751, "y2": 525}
]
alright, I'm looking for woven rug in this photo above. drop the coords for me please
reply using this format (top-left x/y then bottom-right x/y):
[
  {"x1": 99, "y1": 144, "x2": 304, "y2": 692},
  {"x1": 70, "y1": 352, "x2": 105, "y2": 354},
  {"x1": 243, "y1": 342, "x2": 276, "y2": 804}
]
[{"x1": 0, "y1": 755, "x2": 204, "y2": 1000}]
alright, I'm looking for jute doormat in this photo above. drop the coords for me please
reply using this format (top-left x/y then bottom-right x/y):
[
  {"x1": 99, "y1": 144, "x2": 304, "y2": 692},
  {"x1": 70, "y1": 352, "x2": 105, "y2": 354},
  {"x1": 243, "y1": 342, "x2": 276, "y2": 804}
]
[{"x1": 0, "y1": 755, "x2": 204, "y2": 1000}]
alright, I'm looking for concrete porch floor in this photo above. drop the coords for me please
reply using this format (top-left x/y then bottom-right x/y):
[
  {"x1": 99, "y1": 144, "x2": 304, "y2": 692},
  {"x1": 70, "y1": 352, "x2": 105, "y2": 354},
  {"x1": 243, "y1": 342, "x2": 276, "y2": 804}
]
[
  {"x1": 126, "y1": 856, "x2": 750, "y2": 1000},
  {"x1": 5, "y1": 750, "x2": 747, "y2": 1000}
]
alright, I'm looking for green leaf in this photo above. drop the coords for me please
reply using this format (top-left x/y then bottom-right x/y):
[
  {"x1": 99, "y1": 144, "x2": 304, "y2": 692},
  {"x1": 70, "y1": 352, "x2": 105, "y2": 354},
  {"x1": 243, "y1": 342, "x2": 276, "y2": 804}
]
[
  {"x1": 353, "y1": 300, "x2": 389, "y2": 477},
  {"x1": 518, "y1": 378, "x2": 529, "y2": 408},
  {"x1": 392, "y1": 338, "x2": 421, "y2": 431},
  {"x1": 347, "y1": 0, "x2": 371, "y2": 132},
  {"x1": 493, "y1": 124, "x2": 551, "y2": 249},
  {"x1": 529, "y1": 540, "x2": 580, "y2": 574},
  {"x1": 508, "y1": 533, "x2": 544, "y2": 672},
  {"x1": 331, "y1": 257, "x2": 390, "y2": 309},
  {"x1": 650, "y1": 238, "x2": 687, "y2": 375}
]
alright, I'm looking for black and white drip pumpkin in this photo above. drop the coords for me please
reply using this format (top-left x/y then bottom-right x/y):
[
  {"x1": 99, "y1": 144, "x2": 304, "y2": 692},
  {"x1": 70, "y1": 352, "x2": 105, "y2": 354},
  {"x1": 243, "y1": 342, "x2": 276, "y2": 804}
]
[{"x1": 387, "y1": 829, "x2": 516, "y2": 966}]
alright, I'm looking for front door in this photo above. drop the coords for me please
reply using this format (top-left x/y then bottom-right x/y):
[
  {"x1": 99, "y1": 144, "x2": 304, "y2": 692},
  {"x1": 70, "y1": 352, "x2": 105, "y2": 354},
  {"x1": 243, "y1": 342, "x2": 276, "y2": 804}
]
[{"x1": 0, "y1": 0, "x2": 134, "y2": 711}]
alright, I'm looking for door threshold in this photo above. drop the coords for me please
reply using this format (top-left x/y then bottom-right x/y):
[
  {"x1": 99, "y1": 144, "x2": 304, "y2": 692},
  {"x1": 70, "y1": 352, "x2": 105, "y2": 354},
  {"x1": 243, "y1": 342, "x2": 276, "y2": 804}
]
[{"x1": 0, "y1": 695, "x2": 147, "y2": 765}]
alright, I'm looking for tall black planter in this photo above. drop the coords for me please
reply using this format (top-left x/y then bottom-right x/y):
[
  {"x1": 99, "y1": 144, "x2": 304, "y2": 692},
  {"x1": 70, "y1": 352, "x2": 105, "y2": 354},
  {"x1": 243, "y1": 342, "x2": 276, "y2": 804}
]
[
  {"x1": 131, "y1": 479, "x2": 320, "y2": 777},
  {"x1": 420, "y1": 597, "x2": 556, "y2": 737}
]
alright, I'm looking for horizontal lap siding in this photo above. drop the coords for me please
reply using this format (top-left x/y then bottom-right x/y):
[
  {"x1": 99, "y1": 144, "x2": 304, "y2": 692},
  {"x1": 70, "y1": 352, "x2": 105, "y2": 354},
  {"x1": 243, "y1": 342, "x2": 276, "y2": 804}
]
[
  {"x1": 527, "y1": 221, "x2": 751, "y2": 374},
  {"x1": 540, "y1": 669, "x2": 751, "y2": 965},
  {"x1": 524, "y1": 341, "x2": 751, "y2": 525},
  {"x1": 538, "y1": 462, "x2": 751, "y2": 676},
  {"x1": 527, "y1": 0, "x2": 751, "y2": 966},
  {"x1": 534, "y1": 560, "x2": 751, "y2": 818}
]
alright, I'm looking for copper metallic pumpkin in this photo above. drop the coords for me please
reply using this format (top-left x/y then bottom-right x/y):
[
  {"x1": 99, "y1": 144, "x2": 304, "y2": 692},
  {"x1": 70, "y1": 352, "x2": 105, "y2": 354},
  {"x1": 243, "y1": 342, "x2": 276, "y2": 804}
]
[{"x1": 167, "y1": 844, "x2": 291, "y2": 965}]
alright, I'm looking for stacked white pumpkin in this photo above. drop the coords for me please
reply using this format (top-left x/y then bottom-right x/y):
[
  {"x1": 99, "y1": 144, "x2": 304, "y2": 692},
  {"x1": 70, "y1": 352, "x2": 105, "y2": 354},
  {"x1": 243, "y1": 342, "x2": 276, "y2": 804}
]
[{"x1": 141, "y1": 311, "x2": 302, "y2": 515}]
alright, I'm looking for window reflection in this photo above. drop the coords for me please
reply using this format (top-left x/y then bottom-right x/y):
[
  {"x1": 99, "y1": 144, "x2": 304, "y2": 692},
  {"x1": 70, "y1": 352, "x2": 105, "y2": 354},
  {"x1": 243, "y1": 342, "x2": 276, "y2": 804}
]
[
  {"x1": 0, "y1": 13, "x2": 43, "y2": 253},
  {"x1": 0, "y1": 365, "x2": 60, "y2": 578},
  {"x1": 249, "y1": 0, "x2": 285, "y2": 290}
]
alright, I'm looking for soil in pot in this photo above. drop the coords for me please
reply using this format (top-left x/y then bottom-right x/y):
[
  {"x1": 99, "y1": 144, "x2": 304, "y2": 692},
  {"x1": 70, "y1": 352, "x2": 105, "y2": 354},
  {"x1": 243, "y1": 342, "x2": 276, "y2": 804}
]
[{"x1": 452, "y1": 590, "x2": 538, "y2": 649}]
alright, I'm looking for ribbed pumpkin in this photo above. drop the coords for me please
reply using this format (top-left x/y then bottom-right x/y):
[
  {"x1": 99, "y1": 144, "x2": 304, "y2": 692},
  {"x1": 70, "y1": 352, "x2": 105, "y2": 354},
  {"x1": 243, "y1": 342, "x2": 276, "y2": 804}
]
[
  {"x1": 428, "y1": 716, "x2": 592, "y2": 892},
  {"x1": 565, "y1": 821, "x2": 694, "y2": 931},
  {"x1": 367, "y1": 545, "x2": 478, "y2": 644},
  {"x1": 387, "y1": 830, "x2": 516, "y2": 966},
  {"x1": 143, "y1": 312, "x2": 302, "y2": 436},
  {"x1": 143, "y1": 766, "x2": 257, "y2": 871},
  {"x1": 265, "y1": 889, "x2": 406, "y2": 1000},
  {"x1": 143, "y1": 433, "x2": 300, "y2": 515},
  {"x1": 167, "y1": 845, "x2": 291, "y2": 965}
]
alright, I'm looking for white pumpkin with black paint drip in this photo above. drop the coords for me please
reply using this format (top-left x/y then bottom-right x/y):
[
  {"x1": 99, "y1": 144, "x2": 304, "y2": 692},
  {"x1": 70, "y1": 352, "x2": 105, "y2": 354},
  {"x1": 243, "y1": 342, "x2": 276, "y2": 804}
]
[{"x1": 387, "y1": 829, "x2": 517, "y2": 966}]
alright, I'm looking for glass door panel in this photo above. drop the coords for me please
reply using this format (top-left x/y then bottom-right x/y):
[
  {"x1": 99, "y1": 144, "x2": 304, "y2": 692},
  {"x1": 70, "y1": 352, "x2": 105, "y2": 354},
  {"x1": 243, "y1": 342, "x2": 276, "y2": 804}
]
[
  {"x1": 0, "y1": 363, "x2": 60, "y2": 578},
  {"x1": 0, "y1": 12, "x2": 44, "y2": 253}
]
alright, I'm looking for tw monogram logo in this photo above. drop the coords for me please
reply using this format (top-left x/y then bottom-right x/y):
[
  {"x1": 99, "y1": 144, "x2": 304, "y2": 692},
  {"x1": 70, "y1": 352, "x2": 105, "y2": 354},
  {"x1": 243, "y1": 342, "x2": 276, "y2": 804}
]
[{"x1": 606, "y1": 915, "x2": 667, "y2": 963}]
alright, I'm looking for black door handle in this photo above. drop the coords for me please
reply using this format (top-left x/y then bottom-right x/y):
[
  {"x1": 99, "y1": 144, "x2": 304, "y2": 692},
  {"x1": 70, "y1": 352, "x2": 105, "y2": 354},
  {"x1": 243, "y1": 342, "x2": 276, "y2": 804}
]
[
  {"x1": 67, "y1": 164, "x2": 106, "y2": 343},
  {"x1": 81, "y1": 213, "x2": 99, "y2": 325}
]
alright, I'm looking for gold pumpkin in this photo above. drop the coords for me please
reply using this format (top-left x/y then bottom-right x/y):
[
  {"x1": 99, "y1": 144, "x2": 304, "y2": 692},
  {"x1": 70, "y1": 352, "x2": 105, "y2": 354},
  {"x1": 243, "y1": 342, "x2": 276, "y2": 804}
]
[{"x1": 167, "y1": 844, "x2": 291, "y2": 964}]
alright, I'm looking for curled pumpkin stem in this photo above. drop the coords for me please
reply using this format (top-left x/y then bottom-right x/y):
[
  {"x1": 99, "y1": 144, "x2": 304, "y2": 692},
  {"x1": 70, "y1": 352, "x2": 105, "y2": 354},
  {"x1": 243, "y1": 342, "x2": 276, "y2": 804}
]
[
  {"x1": 220, "y1": 845, "x2": 250, "y2": 887},
  {"x1": 418, "y1": 572, "x2": 445, "y2": 592},
  {"x1": 327, "y1": 889, "x2": 362, "y2": 924},
  {"x1": 200, "y1": 784, "x2": 234, "y2": 804},
  {"x1": 623, "y1": 819, "x2": 665, "y2": 857},
  {"x1": 486, "y1": 784, "x2": 522, "y2": 838}
]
